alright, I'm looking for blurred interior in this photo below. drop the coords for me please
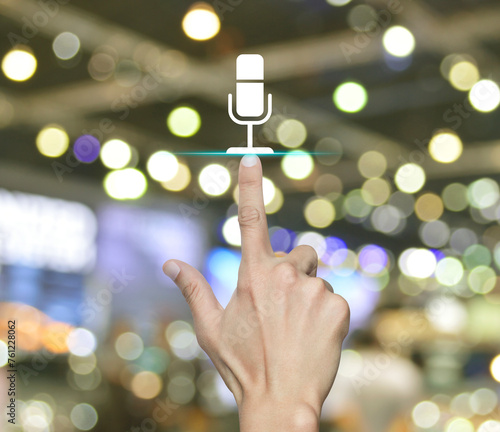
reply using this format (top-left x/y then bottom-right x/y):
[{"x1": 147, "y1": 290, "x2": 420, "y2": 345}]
[{"x1": 1, "y1": 0, "x2": 500, "y2": 431}]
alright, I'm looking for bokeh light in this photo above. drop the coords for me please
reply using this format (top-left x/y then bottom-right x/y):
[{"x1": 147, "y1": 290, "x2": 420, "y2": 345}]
[
  {"x1": 468, "y1": 265, "x2": 496, "y2": 294},
  {"x1": 395, "y1": 163, "x2": 426, "y2": 193},
  {"x1": 182, "y1": 3, "x2": 221, "y2": 41},
  {"x1": 415, "y1": 193, "x2": 444, "y2": 221},
  {"x1": 161, "y1": 162, "x2": 191, "y2": 192},
  {"x1": 449, "y1": 61, "x2": 479, "y2": 91},
  {"x1": 147, "y1": 151, "x2": 179, "y2": 182},
  {"x1": 167, "y1": 106, "x2": 201, "y2": 137},
  {"x1": 36, "y1": 125, "x2": 70, "y2": 158},
  {"x1": 281, "y1": 150, "x2": 314, "y2": 180},
  {"x1": 70, "y1": 403, "x2": 98, "y2": 431},
  {"x1": 131, "y1": 371, "x2": 163, "y2": 399},
  {"x1": 199, "y1": 164, "x2": 231, "y2": 196},
  {"x1": 104, "y1": 168, "x2": 148, "y2": 200},
  {"x1": 435, "y1": 257, "x2": 464, "y2": 286},
  {"x1": 469, "y1": 79, "x2": 500, "y2": 113},
  {"x1": 53, "y1": 32, "x2": 81, "y2": 60},
  {"x1": 222, "y1": 215, "x2": 241, "y2": 247},
  {"x1": 333, "y1": 82, "x2": 368, "y2": 113},
  {"x1": 468, "y1": 178, "x2": 499, "y2": 209},
  {"x1": 411, "y1": 401, "x2": 440, "y2": 429},
  {"x1": 358, "y1": 245, "x2": 388, "y2": 275},
  {"x1": 74, "y1": 135, "x2": 100, "y2": 163},
  {"x1": 491, "y1": 354, "x2": 500, "y2": 382},
  {"x1": 429, "y1": 131, "x2": 463, "y2": 163},
  {"x1": 66, "y1": 328, "x2": 97, "y2": 357},
  {"x1": 383, "y1": 26, "x2": 415, "y2": 58},
  {"x1": 277, "y1": 119, "x2": 307, "y2": 148},
  {"x1": 115, "y1": 332, "x2": 144, "y2": 361},
  {"x1": 399, "y1": 248, "x2": 436, "y2": 279},
  {"x1": 470, "y1": 388, "x2": 497, "y2": 415},
  {"x1": 358, "y1": 151, "x2": 387, "y2": 178},
  {"x1": 2, "y1": 47, "x2": 37, "y2": 81},
  {"x1": 442, "y1": 183, "x2": 468, "y2": 211},
  {"x1": 445, "y1": 417, "x2": 474, "y2": 432},
  {"x1": 326, "y1": 0, "x2": 352, "y2": 6},
  {"x1": 362, "y1": 178, "x2": 391, "y2": 206},
  {"x1": 304, "y1": 197, "x2": 335, "y2": 228},
  {"x1": 100, "y1": 139, "x2": 132, "y2": 169}
]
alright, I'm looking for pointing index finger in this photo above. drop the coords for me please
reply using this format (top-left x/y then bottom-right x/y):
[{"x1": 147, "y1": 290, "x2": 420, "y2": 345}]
[{"x1": 238, "y1": 155, "x2": 273, "y2": 261}]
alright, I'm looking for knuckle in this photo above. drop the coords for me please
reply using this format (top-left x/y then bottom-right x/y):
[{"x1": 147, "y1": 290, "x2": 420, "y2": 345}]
[
  {"x1": 297, "y1": 245, "x2": 319, "y2": 262},
  {"x1": 275, "y1": 262, "x2": 299, "y2": 284},
  {"x1": 182, "y1": 280, "x2": 203, "y2": 308},
  {"x1": 331, "y1": 295, "x2": 351, "y2": 337},
  {"x1": 238, "y1": 205, "x2": 263, "y2": 227}
]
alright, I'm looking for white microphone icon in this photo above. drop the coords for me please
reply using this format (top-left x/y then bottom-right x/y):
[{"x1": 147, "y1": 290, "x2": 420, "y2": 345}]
[{"x1": 227, "y1": 54, "x2": 274, "y2": 154}]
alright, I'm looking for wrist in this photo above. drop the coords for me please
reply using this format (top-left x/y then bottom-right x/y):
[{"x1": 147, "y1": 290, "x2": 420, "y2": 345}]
[{"x1": 238, "y1": 395, "x2": 320, "y2": 432}]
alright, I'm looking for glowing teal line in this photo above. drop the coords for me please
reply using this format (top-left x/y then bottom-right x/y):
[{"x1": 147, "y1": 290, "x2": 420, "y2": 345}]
[{"x1": 170, "y1": 151, "x2": 341, "y2": 157}]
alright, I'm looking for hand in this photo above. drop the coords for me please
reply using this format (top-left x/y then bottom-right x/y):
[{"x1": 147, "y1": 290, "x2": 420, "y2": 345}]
[{"x1": 163, "y1": 155, "x2": 350, "y2": 432}]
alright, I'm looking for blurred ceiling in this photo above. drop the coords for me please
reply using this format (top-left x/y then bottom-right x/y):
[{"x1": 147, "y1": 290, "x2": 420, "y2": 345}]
[{"x1": 0, "y1": 0, "x2": 500, "y2": 210}]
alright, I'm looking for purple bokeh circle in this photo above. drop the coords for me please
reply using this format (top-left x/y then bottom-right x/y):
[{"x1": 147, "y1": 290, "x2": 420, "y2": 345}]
[{"x1": 73, "y1": 135, "x2": 100, "y2": 163}]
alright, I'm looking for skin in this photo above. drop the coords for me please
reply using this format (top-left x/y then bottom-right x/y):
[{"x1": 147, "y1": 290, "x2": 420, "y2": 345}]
[{"x1": 163, "y1": 155, "x2": 350, "y2": 432}]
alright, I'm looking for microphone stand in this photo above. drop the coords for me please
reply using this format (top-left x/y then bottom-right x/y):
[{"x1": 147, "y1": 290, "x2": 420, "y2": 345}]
[{"x1": 226, "y1": 93, "x2": 274, "y2": 154}]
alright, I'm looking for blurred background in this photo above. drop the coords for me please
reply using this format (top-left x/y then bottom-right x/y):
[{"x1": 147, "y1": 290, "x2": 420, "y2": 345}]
[{"x1": 1, "y1": 0, "x2": 500, "y2": 431}]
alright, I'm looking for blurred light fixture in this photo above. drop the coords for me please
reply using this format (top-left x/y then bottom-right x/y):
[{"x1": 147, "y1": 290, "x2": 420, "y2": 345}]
[
  {"x1": 383, "y1": 26, "x2": 415, "y2": 58},
  {"x1": 371, "y1": 205, "x2": 405, "y2": 234},
  {"x1": 115, "y1": 332, "x2": 144, "y2": 360},
  {"x1": 442, "y1": 183, "x2": 468, "y2": 212},
  {"x1": 468, "y1": 178, "x2": 499, "y2": 209},
  {"x1": 265, "y1": 187, "x2": 284, "y2": 214},
  {"x1": 1, "y1": 46, "x2": 37, "y2": 81},
  {"x1": 429, "y1": 131, "x2": 463, "y2": 164},
  {"x1": 333, "y1": 82, "x2": 368, "y2": 113},
  {"x1": 399, "y1": 248, "x2": 436, "y2": 279},
  {"x1": 326, "y1": 0, "x2": 352, "y2": 6},
  {"x1": 147, "y1": 151, "x2": 179, "y2": 182},
  {"x1": 277, "y1": 119, "x2": 307, "y2": 148},
  {"x1": 161, "y1": 162, "x2": 191, "y2": 192},
  {"x1": 131, "y1": 371, "x2": 163, "y2": 400},
  {"x1": 104, "y1": 168, "x2": 147, "y2": 200},
  {"x1": 53, "y1": 32, "x2": 81, "y2": 60},
  {"x1": 70, "y1": 403, "x2": 98, "y2": 431},
  {"x1": 0, "y1": 341, "x2": 7, "y2": 367},
  {"x1": 315, "y1": 137, "x2": 343, "y2": 166},
  {"x1": 344, "y1": 189, "x2": 372, "y2": 218},
  {"x1": 222, "y1": 216, "x2": 241, "y2": 247},
  {"x1": 445, "y1": 417, "x2": 474, "y2": 432},
  {"x1": 66, "y1": 328, "x2": 97, "y2": 357},
  {"x1": 420, "y1": 220, "x2": 450, "y2": 248},
  {"x1": 88, "y1": 52, "x2": 116, "y2": 81},
  {"x1": 395, "y1": 163, "x2": 426, "y2": 194},
  {"x1": 100, "y1": 139, "x2": 132, "y2": 169},
  {"x1": 36, "y1": 125, "x2": 70, "y2": 157},
  {"x1": 358, "y1": 150, "x2": 387, "y2": 178},
  {"x1": 361, "y1": 178, "x2": 391, "y2": 206},
  {"x1": 435, "y1": 257, "x2": 464, "y2": 286},
  {"x1": 182, "y1": 3, "x2": 221, "y2": 41},
  {"x1": 449, "y1": 61, "x2": 479, "y2": 91},
  {"x1": 470, "y1": 388, "x2": 498, "y2": 415},
  {"x1": 469, "y1": 79, "x2": 500, "y2": 113},
  {"x1": 358, "y1": 245, "x2": 387, "y2": 275},
  {"x1": 411, "y1": 401, "x2": 440, "y2": 429},
  {"x1": 468, "y1": 265, "x2": 496, "y2": 294},
  {"x1": 478, "y1": 421, "x2": 500, "y2": 432},
  {"x1": 491, "y1": 354, "x2": 500, "y2": 383},
  {"x1": 415, "y1": 193, "x2": 444, "y2": 221},
  {"x1": 73, "y1": 135, "x2": 101, "y2": 163},
  {"x1": 304, "y1": 197, "x2": 335, "y2": 228},
  {"x1": 167, "y1": 106, "x2": 201, "y2": 137},
  {"x1": 281, "y1": 150, "x2": 314, "y2": 180},
  {"x1": 199, "y1": 163, "x2": 231, "y2": 196}
]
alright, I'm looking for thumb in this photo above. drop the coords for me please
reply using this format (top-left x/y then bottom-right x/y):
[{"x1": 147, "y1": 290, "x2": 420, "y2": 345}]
[{"x1": 163, "y1": 259, "x2": 223, "y2": 332}]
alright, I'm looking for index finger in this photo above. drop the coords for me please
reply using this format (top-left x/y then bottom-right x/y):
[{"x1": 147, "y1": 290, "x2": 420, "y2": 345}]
[{"x1": 238, "y1": 155, "x2": 274, "y2": 261}]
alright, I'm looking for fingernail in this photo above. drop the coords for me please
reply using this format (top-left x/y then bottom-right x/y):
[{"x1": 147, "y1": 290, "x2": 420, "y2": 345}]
[
  {"x1": 163, "y1": 261, "x2": 180, "y2": 280},
  {"x1": 241, "y1": 155, "x2": 258, "y2": 167}
]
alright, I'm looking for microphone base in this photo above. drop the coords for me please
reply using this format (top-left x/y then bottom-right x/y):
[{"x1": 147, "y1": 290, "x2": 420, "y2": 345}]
[{"x1": 226, "y1": 147, "x2": 274, "y2": 155}]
